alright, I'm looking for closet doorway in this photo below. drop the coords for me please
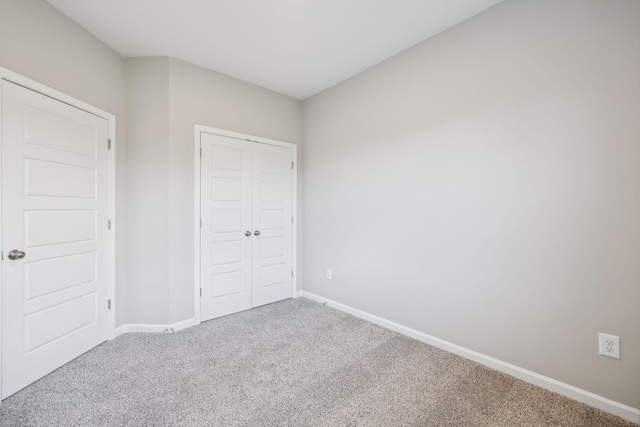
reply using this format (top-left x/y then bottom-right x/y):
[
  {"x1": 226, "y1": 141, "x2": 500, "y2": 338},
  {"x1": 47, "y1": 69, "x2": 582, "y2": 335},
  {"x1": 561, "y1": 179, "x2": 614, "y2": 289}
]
[{"x1": 196, "y1": 128, "x2": 297, "y2": 322}]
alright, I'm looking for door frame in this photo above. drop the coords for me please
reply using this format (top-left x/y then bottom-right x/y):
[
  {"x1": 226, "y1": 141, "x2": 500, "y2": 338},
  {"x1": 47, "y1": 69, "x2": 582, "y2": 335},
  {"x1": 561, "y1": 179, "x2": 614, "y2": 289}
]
[
  {"x1": 193, "y1": 125, "x2": 297, "y2": 323},
  {"x1": 0, "y1": 67, "x2": 117, "y2": 397}
]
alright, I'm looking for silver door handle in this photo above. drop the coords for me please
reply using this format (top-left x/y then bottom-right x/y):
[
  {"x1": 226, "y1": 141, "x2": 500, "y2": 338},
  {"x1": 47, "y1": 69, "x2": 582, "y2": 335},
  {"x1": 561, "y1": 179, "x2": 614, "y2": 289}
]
[
  {"x1": 254, "y1": 230, "x2": 260, "y2": 236},
  {"x1": 245, "y1": 231, "x2": 252, "y2": 237},
  {"x1": 8, "y1": 250, "x2": 26, "y2": 260}
]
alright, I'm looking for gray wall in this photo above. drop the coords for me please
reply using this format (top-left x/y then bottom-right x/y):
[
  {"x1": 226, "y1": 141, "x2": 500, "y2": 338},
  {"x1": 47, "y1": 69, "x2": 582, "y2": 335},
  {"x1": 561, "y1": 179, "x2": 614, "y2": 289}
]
[
  {"x1": 125, "y1": 58, "x2": 171, "y2": 324},
  {"x1": 0, "y1": 0, "x2": 128, "y2": 327},
  {"x1": 302, "y1": 0, "x2": 640, "y2": 407},
  {"x1": 125, "y1": 57, "x2": 303, "y2": 324}
]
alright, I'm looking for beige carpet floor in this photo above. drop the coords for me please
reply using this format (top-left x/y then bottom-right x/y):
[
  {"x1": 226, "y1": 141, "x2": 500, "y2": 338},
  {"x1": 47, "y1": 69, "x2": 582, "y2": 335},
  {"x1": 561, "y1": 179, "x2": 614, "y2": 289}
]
[{"x1": 0, "y1": 298, "x2": 636, "y2": 426}]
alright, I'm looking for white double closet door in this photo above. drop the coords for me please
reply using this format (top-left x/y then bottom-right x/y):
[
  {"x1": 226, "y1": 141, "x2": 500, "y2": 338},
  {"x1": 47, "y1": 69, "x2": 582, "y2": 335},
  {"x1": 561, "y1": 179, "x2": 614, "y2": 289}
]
[
  {"x1": 200, "y1": 133, "x2": 294, "y2": 321},
  {"x1": 1, "y1": 80, "x2": 109, "y2": 398}
]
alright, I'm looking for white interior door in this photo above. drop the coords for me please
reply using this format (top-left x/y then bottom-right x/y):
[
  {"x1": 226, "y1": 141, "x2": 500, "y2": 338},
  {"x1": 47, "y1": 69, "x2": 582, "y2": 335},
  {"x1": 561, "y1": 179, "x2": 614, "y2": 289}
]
[
  {"x1": 200, "y1": 133, "x2": 293, "y2": 321},
  {"x1": 200, "y1": 134, "x2": 253, "y2": 320},
  {"x1": 251, "y1": 143, "x2": 293, "y2": 307},
  {"x1": 1, "y1": 80, "x2": 109, "y2": 398}
]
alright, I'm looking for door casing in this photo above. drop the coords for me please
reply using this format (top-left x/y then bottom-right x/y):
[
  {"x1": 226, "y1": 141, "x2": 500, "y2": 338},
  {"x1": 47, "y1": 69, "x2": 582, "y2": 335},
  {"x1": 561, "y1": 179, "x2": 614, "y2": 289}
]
[
  {"x1": 0, "y1": 67, "x2": 117, "y2": 399},
  {"x1": 193, "y1": 125, "x2": 297, "y2": 323}
]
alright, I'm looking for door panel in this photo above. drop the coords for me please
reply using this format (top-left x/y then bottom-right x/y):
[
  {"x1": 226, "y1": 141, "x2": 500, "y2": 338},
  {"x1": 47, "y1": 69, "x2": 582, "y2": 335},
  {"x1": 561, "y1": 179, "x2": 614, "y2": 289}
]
[
  {"x1": 1, "y1": 80, "x2": 109, "y2": 398},
  {"x1": 25, "y1": 251, "x2": 96, "y2": 299},
  {"x1": 251, "y1": 143, "x2": 293, "y2": 308},
  {"x1": 25, "y1": 293, "x2": 97, "y2": 353},
  {"x1": 25, "y1": 210, "x2": 97, "y2": 247},
  {"x1": 25, "y1": 105, "x2": 98, "y2": 157},
  {"x1": 25, "y1": 159, "x2": 97, "y2": 198},
  {"x1": 200, "y1": 134, "x2": 252, "y2": 321}
]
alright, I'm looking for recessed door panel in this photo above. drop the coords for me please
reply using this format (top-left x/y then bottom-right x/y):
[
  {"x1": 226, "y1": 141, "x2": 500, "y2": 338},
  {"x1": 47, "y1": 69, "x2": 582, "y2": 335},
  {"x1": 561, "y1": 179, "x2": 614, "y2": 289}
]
[
  {"x1": 212, "y1": 210, "x2": 242, "y2": 233},
  {"x1": 260, "y1": 237, "x2": 284, "y2": 259},
  {"x1": 212, "y1": 177, "x2": 243, "y2": 201},
  {"x1": 261, "y1": 210, "x2": 284, "y2": 230},
  {"x1": 25, "y1": 210, "x2": 96, "y2": 247},
  {"x1": 260, "y1": 181, "x2": 285, "y2": 202},
  {"x1": 259, "y1": 152, "x2": 284, "y2": 175},
  {"x1": 25, "y1": 106, "x2": 97, "y2": 158},
  {"x1": 25, "y1": 159, "x2": 96, "y2": 198},
  {"x1": 211, "y1": 241, "x2": 243, "y2": 266},
  {"x1": 212, "y1": 146, "x2": 243, "y2": 171},
  {"x1": 25, "y1": 252, "x2": 96, "y2": 300},
  {"x1": 211, "y1": 271, "x2": 243, "y2": 298},
  {"x1": 25, "y1": 292, "x2": 97, "y2": 353},
  {"x1": 261, "y1": 264, "x2": 284, "y2": 288},
  {"x1": 2, "y1": 80, "x2": 109, "y2": 399}
]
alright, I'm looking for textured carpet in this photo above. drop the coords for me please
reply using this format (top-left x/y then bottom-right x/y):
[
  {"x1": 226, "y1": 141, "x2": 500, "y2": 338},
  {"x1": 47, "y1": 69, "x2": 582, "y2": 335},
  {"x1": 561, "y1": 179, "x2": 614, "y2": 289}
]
[{"x1": 0, "y1": 298, "x2": 636, "y2": 426}]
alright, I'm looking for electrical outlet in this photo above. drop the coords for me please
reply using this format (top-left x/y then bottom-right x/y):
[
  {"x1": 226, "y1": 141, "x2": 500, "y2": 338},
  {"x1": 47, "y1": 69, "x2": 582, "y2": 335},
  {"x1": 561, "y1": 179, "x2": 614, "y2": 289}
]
[
  {"x1": 326, "y1": 268, "x2": 332, "y2": 280},
  {"x1": 599, "y1": 333, "x2": 620, "y2": 359}
]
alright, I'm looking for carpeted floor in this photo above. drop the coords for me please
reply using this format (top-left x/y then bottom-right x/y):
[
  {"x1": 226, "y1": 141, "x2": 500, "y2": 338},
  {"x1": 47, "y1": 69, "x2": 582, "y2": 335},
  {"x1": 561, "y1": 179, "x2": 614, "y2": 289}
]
[{"x1": 0, "y1": 298, "x2": 636, "y2": 426}]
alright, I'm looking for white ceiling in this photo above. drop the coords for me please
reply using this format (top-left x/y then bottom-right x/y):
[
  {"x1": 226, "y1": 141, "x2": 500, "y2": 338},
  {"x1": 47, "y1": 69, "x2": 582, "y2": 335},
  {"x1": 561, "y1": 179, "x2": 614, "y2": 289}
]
[{"x1": 46, "y1": 0, "x2": 503, "y2": 100}]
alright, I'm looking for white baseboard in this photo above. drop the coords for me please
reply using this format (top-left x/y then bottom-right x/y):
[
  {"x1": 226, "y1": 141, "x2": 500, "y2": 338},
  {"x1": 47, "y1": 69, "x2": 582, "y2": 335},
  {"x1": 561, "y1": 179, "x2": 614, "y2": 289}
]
[
  {"x1": 114, "y1": 318, "x2": 199, "y2": 337},
  {"x1": 115, "y1": 293, "x2": 307, "y2": 337},
  {"x1": 300, "y1": 291, "x2": 640, "y2": 424},
  {"x1": 114, "y1": 325, "x2": 127, "y2": 337}
]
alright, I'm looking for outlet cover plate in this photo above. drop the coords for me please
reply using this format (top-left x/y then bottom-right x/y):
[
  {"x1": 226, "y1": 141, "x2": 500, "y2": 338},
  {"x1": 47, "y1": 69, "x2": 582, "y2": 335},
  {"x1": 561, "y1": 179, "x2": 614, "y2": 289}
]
[{"x1": 599, "y1": 333, "x2": 620, "y2": 359}]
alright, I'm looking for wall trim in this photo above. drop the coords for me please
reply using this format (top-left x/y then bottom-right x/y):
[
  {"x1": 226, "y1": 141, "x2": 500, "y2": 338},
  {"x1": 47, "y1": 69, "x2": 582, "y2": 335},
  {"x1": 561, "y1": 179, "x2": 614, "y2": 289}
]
[
  {"x1": 114, "y1": 318, "x2": 198, "y2": 337},
  {"x1": 116, "y1": 293, "x2": 304, "y2": 337},
  {"x1": 300, "y1": 291, "x2": 640, "y2": 424}
]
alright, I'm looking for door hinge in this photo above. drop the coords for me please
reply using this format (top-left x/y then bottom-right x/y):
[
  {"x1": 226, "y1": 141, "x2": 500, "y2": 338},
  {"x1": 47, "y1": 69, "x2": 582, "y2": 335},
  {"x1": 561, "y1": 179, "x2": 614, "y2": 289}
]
[
  {"x1": 108, "y1": 219, "x2": 112, "y2": 230},
  {"x1": 292, "y1": 161, "x2": 294, "y2": 169},
  {"x1": 108, "y1": 139, "x2": 112, "y2": 150},
  {"x1": 292, "y1": 270, "x2": 294, "y2": 278},
  {"x1": 200, "y1": 148, "x2": 202, "y2": 158},
  {"x1": 107, "y1": 299, "x2": 112, "y2": 310}
]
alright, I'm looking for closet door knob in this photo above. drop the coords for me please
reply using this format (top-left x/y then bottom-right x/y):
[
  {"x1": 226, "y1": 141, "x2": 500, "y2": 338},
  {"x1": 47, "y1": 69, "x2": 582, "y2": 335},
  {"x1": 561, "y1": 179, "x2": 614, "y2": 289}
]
[
  {"x1": 245, "y1": 231, "x2": 252, "y2": 237},
  {"x1": 8, "y1": 250, "x2": 26, "y2": 260},
  {"x1": 254, "y1": 230, "x2": 261, "y2": 236}
]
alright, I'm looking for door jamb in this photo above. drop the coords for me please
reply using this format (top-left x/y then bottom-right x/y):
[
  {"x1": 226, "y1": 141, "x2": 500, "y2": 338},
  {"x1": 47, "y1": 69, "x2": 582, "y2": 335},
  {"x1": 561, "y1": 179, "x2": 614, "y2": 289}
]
[
  {"x1": 193, "y1": 125, "x2": 298, "y2": 324},
  {"x1": 0, "y1": 67, "x2": 118, "y2": 398}
]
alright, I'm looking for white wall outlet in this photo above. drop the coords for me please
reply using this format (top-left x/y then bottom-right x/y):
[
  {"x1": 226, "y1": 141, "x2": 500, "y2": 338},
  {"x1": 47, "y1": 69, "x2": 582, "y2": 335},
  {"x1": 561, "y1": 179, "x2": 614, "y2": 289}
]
[
  {"x1": 326, "y1": 268, "x2": 332, "y2": 280},
  {"x1": 599, "y1": 333, "x2": 620, "y2": 359}
]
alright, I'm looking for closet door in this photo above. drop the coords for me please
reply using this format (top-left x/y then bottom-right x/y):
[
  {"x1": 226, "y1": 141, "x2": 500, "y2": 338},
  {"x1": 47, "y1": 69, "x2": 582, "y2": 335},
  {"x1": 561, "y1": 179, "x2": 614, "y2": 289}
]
[
  {"x1": 200, "y1": 133, "x2": 294, "y2": 321},
  {"x1": 251, "y1": 143, "x2": 293, "y2": 307},
  {"x1": 200, "y1": 134, "x2": 253, "y2": 320}
]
